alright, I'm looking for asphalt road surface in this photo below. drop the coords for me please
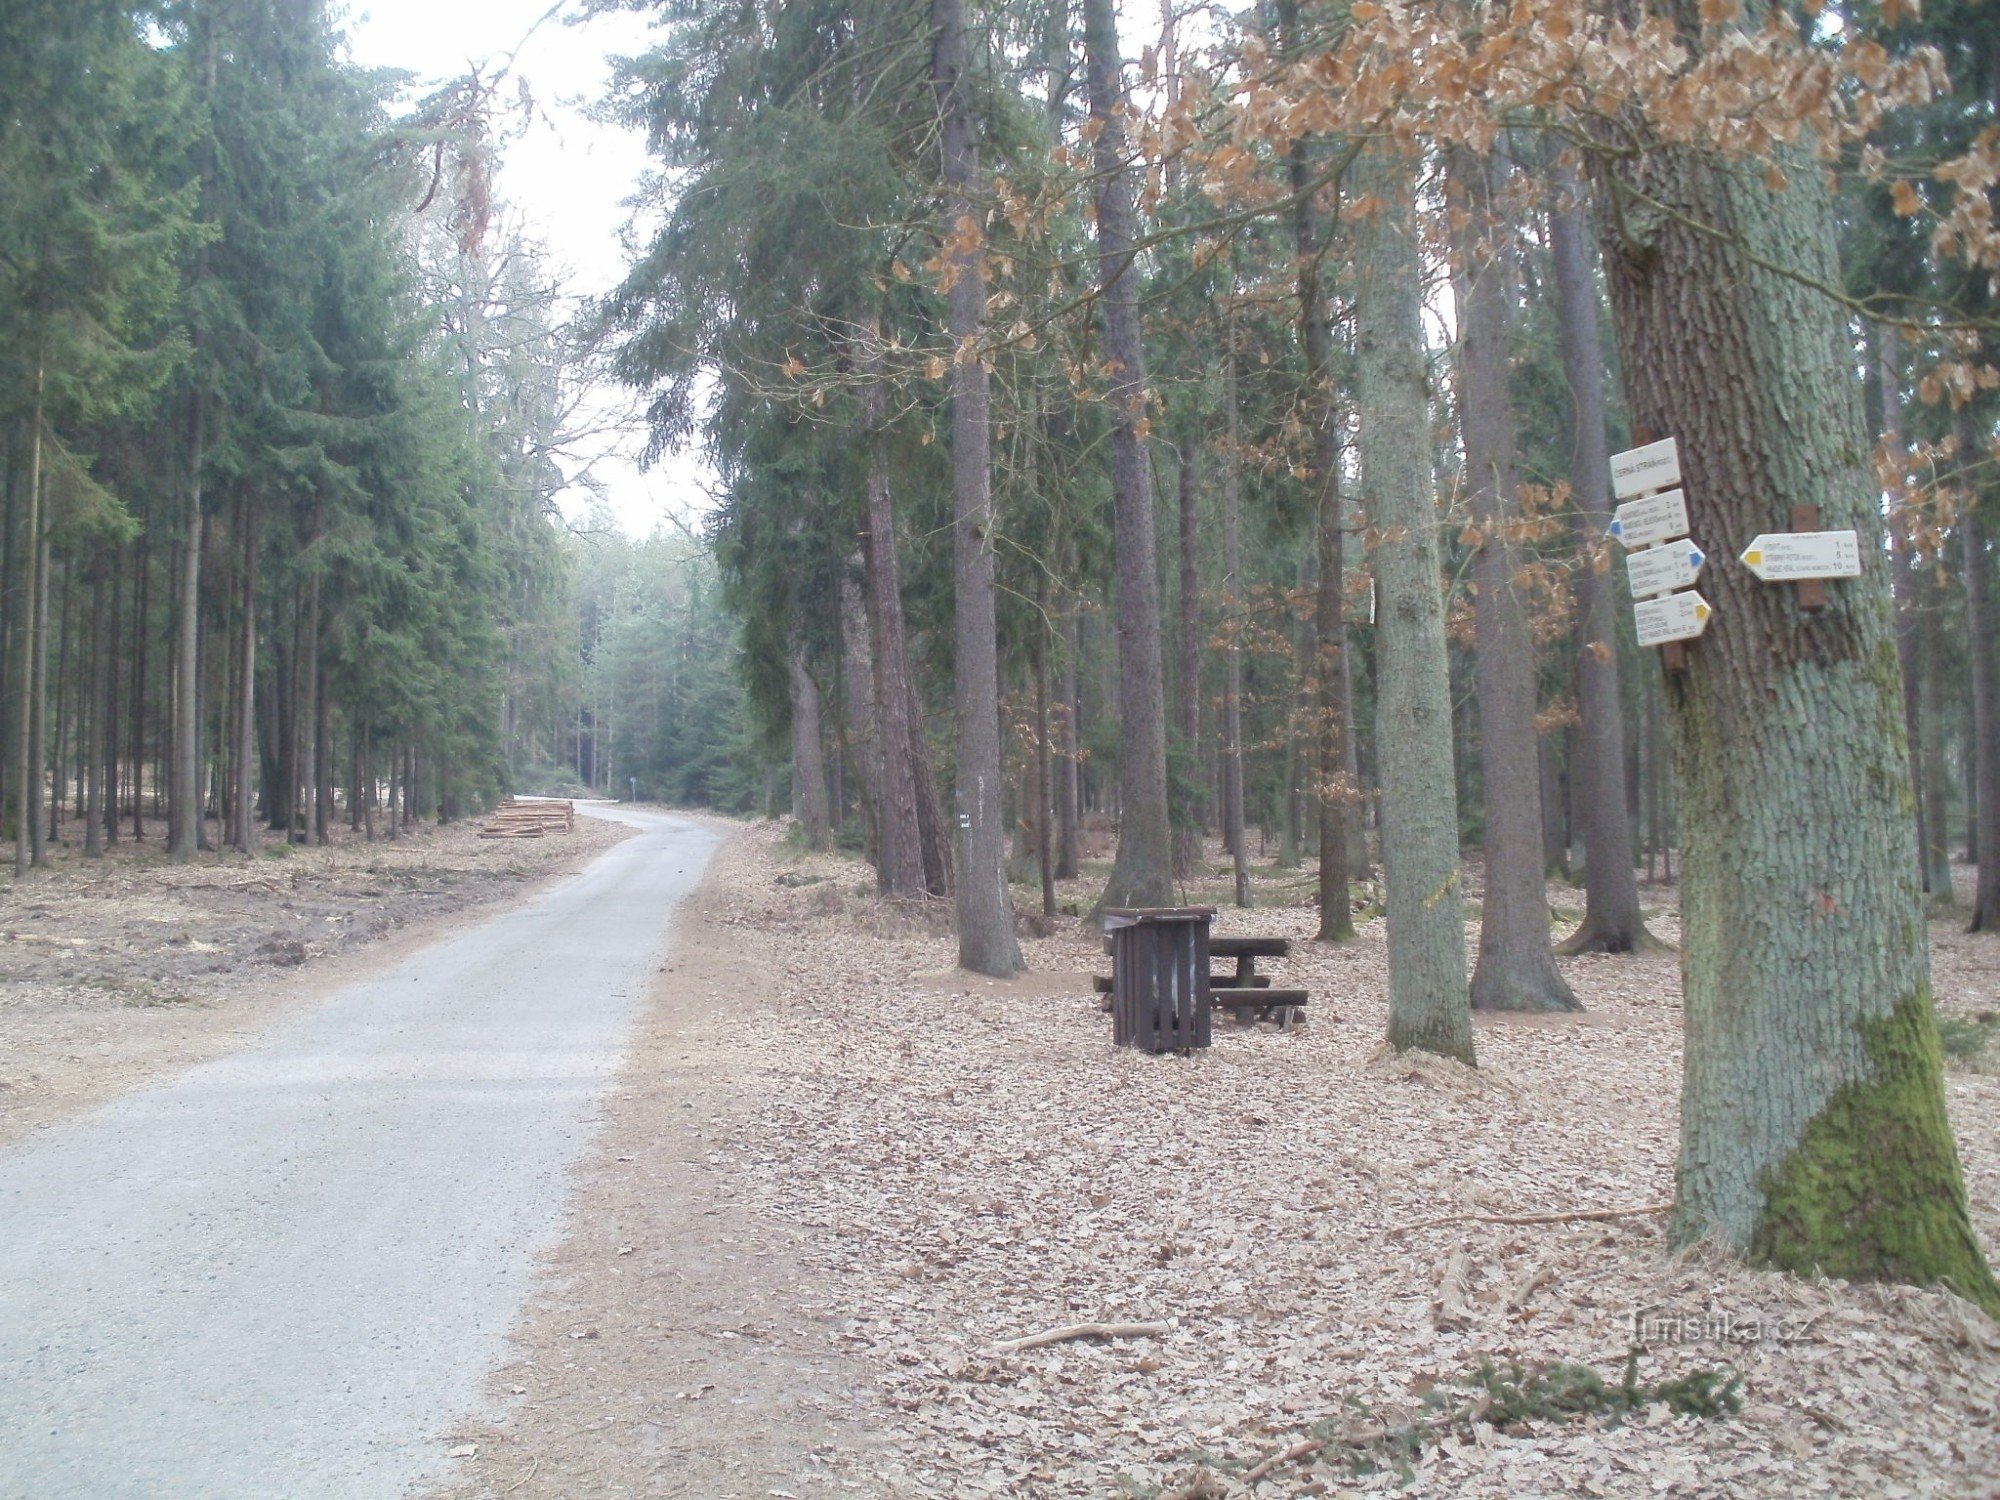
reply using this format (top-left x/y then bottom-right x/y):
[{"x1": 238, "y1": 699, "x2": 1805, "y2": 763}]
[{"x1": 0, "y1": 805, "x2": 717, "y2": 1500}]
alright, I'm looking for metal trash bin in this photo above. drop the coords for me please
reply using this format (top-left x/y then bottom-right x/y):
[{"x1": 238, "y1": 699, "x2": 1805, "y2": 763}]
[{"x1": 1103, "y1": 907, "x2": 1214, "y2": 1053}]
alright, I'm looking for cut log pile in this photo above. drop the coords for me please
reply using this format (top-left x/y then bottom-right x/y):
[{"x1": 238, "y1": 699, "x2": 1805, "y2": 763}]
[{"x1": 478, "y1": 799, "x2": 576, "y2": 839}]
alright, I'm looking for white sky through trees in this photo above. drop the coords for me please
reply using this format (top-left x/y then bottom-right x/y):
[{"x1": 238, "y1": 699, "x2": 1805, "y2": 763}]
[{"x1": 342, "y1": 1, "x2": 712, "y2": 538}]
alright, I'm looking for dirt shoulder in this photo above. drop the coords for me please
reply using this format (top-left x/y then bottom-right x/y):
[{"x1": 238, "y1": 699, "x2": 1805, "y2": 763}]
[
  {"x1": 423, "y1": 819, "x2": 890, "y2": 1500},
  {"x1": 434, "y1": 823, "x2": 1999, "y2": 1499},
  {"x1": 0, "y1": 808, "x2": 633, "y2": 1148}
]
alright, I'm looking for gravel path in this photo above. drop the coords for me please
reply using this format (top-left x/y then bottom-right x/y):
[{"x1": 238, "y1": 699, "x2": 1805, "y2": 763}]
[{"x1": 0, "y1": 805, "x2": 716, "y2": 1500}]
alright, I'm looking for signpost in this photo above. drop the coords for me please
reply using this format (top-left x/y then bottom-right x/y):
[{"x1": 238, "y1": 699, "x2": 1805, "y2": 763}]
[
  {"x1": 1739, "y1": 530, "x2": 1861, "y2": 582},
  {"x1": 1609, "y1": 435, "x2": 1710, "y2": 666},
  {"x1": 1609, "y1": 489, "x2": 1691, "y2": 551},
  {"x1": 1633, "y1": 589, "x2": 1714, "y2": 648},
  {"x1": 1610, "y1": 436, "x2": 1681, "y2": 501},
  {"x1": 1625, "y1": 537, "x2": 1705, "y2": 599}
]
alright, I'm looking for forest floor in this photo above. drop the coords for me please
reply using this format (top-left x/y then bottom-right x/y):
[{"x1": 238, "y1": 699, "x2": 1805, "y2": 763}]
[
  {"x1": 429, "y1": 819, "x2": 2000, "y2": 1500},
  {"x1": 0, "y1": 808, "x2": 632, "y2": 1148}
]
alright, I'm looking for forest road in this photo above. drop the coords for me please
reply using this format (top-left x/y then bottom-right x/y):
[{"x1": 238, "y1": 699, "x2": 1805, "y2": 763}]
[{"x1": 0, "y1": 804, "x2": 717, "y2": 1500}]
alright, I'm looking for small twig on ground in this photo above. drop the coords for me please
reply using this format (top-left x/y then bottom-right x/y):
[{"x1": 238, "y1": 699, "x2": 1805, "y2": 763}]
[
  {"x1": 1241, "y1": 1437, "x2": 1327, "y2": 1483},
  {"x1": 1387, "y1": 1203, "x2": 1672, "y2": 1236},
  {"x1": 986, "y1": 1320, "x2": 1171, "y2": 1355},
  {"x1": 501, "y1": 1458, "x2": 540, "y2": 1496}
]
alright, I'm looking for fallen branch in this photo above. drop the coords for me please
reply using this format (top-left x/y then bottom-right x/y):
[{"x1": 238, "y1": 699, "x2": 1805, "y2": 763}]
[
  {"x1": 1241, "y1": 1437, "x2": 1327, "y2": 1483},
  {"x1": 1387, "y1": 1203, "x2": 1672, "y2": 1237},
  {"x1": 986, "y1": 1320, "x2": 1171, "y2": 1355}
]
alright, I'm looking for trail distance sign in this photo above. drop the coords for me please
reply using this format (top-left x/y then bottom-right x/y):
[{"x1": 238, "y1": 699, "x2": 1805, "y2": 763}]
[
  {"x1": 1610, "y1": 437, "x2": 1682, "y2": 500},
  {"x1": 1633, "y1": 589, "x2": 1713, "y2": 648},
  {"x1": 1609, "y1": 488, "x2": 1690, "y2": 551},
  {"x1": 1625, "y1": 538, "x2": 1706, "y2": 600},
  {"x1": 1739, "y1": 530, "x2": 1862, "y2": 582}
]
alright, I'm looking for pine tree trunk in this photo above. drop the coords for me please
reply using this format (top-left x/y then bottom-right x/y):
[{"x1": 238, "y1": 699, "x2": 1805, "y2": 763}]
[
  {"x1": 129, "y1": 535, "x2": 148, "y2": 841},
  {"x1": 1173, "y1": 441, "x2": 1203, "y2": 879},
  {"x1": 1353, "y1": 147, "x2": 1474, "y2": 1064},
  {"x1": 1878, "y1": 328, "x2": 1932, "y2": 895},
  {"x1": 1222, "y1": 340, "x2": 1251, "y2": 908},
  {"x1": 101, "y1": 548, "x2": 121, "y2": 846},
  {"x1": 1083, "y1": 0, "x2": 1173, "y2": 913},
  {"x1": 1035, "y1": 604, "x2": 1057, "y2": 920},
  {"x1": 1548, "y1": 158, "x2": 1651, "y2": 952},
  {"x1": 1917, "y1": 572, "x2": 1954, "y2": 896},
  {"x1": 1965, "y1": 469, "x2": 2000, "y2": 932},
  {"x1": 933, "y1": 0, "x2": 1021, "y2": 974},
  {"x1": 83, "y1": 565, "x2": 104, "y2": 859},
  {"x1": 839, "y1": 553, "x2": 879, "y2": 863},
  {"x1": 1276, "y1": 0, "x2": 1353, "y2": 940},
  {"x1": 233, "y1": 504, "x2": 258, "y2": 853},
  {"x1": 12, "y1": 368, "x2": 45, "y2": 876},
  {"x1": 1056, "y1": 596, "x2": 1081, "y2": 880},
  {"x1": 1455, "y1": 148, "x2": 1577, "y2": 1013},
  {"x1": 1597, "y1": 117, "x2": 1994, "y2": 1307},
  {"x1": 29, "y1": 532, "x2": 50, "y2": 865},
  {"x1": 787, "y1": 629, "x2": 833, "y2": 852},
  {"x1": 859, "y1": 320, "x2": 931, "y2": 900},
  {"x1": 169, "y1": 395, "x2": 205, "y2": 861}
]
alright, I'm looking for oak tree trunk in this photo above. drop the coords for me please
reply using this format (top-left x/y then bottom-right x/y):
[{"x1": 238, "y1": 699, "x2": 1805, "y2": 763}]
[
  {"x1": 1353, "y1": 147, "x2": 1474, "y2": 1064},
  {"x1": 1597, "y1": 110, "x2": 1994, "y2": 1307}
]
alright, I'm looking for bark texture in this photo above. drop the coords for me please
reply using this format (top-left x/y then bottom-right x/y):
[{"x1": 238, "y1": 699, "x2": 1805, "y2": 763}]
[
  {"x1": 1454, "y1": 149, "x2": 1577, "y2": 1013},
  {"x1": 1597, "y1": 121, "x2": 1994, "y2": 1309},
  {"x1": 1965, "y1": 474, "x2": 2000, "y2": 933},
  {"x1": 1547, "y1": 158, "x2": 1651, "y2": 953},
  {"x1": 1352, "y1": 148, "x2": 1474, "y2": 1065},
  {"x1": 1173, "y1": 441, "x2": 1203, "y2": 879},
  {"x1": 787, "y1": 629, "x2": 833, "y2": 853},
  {"x1": 859, "y1": 321, "x2": 933, "y2": 900},
  {"x1": 934, "y1": 0, "x2": 1022, "y2": 975},
  {"x1": 1083, "y1": 0, "x2": 1173, "y2": 913}
]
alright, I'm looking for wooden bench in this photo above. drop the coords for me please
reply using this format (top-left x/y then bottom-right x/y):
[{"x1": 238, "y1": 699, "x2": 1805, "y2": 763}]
[{"x1": 1094, "y1": 933, "x2": 1306, "y2": 1027}]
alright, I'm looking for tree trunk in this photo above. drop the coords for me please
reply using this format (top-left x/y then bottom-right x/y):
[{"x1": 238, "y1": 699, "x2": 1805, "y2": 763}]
[
  {"x1": 1597, "y1": 115, "x2": 1994, "y2": 1308},
  {"x1": 1353, "y1": 146, "x2": 1474, "y2": 1064},
  {"x1": 1083, "y1": 0, "x2": 1173, "y2": 913},
  {"x1": 787, "y1": 628, "x2": 833, "y2": 852},
  {"x1": 1454, "y1": 147, "x2": 1577, "y2": 1014},
  {"x1": 1277, "y1": 0, "x2": 1353, "y2": 941},
  {"x1": 13, "y1": 367, "x2": 45, "y2": 877},
  {"x1": 233, "y1": 504, "x2": 258, "y2": 853},
  {"x1": 1548, "y1": 156, "x2": 1651, "y2": 952},
  {"x1": 29, "y1": 531, "x2": 50, "y2": 865},
  {"x1": 129, "y1": 534, "x2": 148, "y2": 841},
  {"x1": 1223, "y1": 338, "x2": 1251, "y2": 908},
  {"x1": 859, "y1": 320, "x2": 932, "y2": 900},
  {"x1": 1056, "y1": 595, "x2": 1081, "y2": 880},
  {"x1": 1965, "y1": 447, "x2": 2000, "y2": 932},
  {"x1": 83, "y1": 565, "x2": 104, "y2": 859},
  {"x1": 839, "y1": 552, "x2": 880, "y2": 863},
  {"x1": 933, "y1": 0, "x2": 1021, "y2": 975},
  {"x1": 169, "y1": 395, "x2": 205, "y2": 861},
  {"x1": 101, "y1": 547, "x2": 121, "y2": 846},
  {"x1": 1173, "y1": 440, "x2": 1203, "y2": 879},
  {"x1": 1035, "y1": 605, "x2": 1057, "y2": 920},
  {"x1": 1877, "y1": 328, "x2": 1932, "y2": 896}
]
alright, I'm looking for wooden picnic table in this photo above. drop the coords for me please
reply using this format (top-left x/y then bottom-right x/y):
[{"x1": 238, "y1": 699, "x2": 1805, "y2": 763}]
[{"x1": 1096, "y1": 931, "x2": 1307, "y2": 1026}]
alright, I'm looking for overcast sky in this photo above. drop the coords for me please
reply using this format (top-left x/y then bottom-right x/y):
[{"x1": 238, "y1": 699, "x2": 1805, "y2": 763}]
[{"x1": 341, "y1": 1, "x2": 711, "y2": 538}]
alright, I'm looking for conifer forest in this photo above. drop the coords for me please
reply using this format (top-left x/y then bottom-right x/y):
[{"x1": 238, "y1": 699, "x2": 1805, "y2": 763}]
[{"x1": 3, "y1": 0, "x2": 2000, "y2": 1495}]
